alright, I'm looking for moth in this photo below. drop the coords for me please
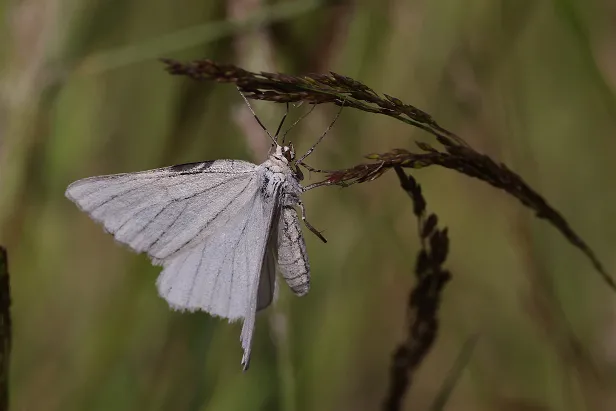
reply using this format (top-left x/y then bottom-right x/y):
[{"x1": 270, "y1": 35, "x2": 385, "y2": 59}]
[{"x1": 65, "y1": 99, "x2": 337, "y2": 370}]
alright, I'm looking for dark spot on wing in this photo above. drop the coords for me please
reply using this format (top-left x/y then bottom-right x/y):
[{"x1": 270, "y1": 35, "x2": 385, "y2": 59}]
[
  {"x1": 169, "y1": 161, "x2": 216, "y2": 173},
  {"x1": 260, "y1": 173, "x2": 270, "y2": 196}
]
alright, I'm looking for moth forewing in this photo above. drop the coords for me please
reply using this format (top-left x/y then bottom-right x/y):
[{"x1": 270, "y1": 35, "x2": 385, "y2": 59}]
[{"x1": 64, "y1": 160, "x2": 258, "y2": 260}]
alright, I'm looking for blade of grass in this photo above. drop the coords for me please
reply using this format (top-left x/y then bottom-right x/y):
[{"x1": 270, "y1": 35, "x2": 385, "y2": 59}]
[
  {"x1": 79, "y1": 0, "x2": 324, "y2": 74},
  {"x1": 429, "y1": 335, "x2": 478, "y2": 411}
]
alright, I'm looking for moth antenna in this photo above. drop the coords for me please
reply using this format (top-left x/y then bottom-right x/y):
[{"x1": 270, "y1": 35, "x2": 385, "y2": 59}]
[
  {"x1": 274, "y1": 103, "x2": 289, "y2": 143},
  {"x1": 238, "y1": 88, "x2": 277, "y2": 146}
]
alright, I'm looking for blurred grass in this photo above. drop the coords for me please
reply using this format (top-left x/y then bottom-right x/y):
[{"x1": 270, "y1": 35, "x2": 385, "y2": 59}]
[{"x1": 1, "y1": 0, "x2": 616, "y2": 410}]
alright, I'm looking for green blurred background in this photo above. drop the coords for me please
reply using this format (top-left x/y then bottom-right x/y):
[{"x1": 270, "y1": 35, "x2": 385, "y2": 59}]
[{"x1": 2, "y1": 0, "x2": 616, "y2": 410}]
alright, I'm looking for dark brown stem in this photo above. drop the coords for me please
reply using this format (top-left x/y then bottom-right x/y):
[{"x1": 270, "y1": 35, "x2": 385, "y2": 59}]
[
  {"x1": 161, "y1": 58, "x2": 613, "y2": 295},
  {"x1": 0, "y1": 247, "x2": 11, "y2": 411},
  {"x1": 383, "y1": 167, "x2": 451, "y2": 411}
]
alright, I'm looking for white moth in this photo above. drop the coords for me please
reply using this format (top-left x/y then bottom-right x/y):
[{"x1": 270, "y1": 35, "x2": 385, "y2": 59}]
[{"x1": 65, "y1": 102, "x2": 334, "y2": 370}]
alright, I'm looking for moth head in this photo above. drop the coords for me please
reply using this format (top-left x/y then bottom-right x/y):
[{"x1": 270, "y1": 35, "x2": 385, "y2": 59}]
[{"x1": 281, "y1": 143, "x2": 295, "y2": 162}]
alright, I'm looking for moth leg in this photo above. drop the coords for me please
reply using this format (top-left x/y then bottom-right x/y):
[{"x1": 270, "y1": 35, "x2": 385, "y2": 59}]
[
  {"x1": 297, "y1": 200, "x2": 327, "y2": 243},
  {"x1": 282, "y1": 104, "x2": 316, "y2": 145},
  {"x1": 297, "y1": 161, "x2": 337, "y2": 175},
  {"x1": 296, "y1": 102, "x2": 345, "y2": 164}
]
